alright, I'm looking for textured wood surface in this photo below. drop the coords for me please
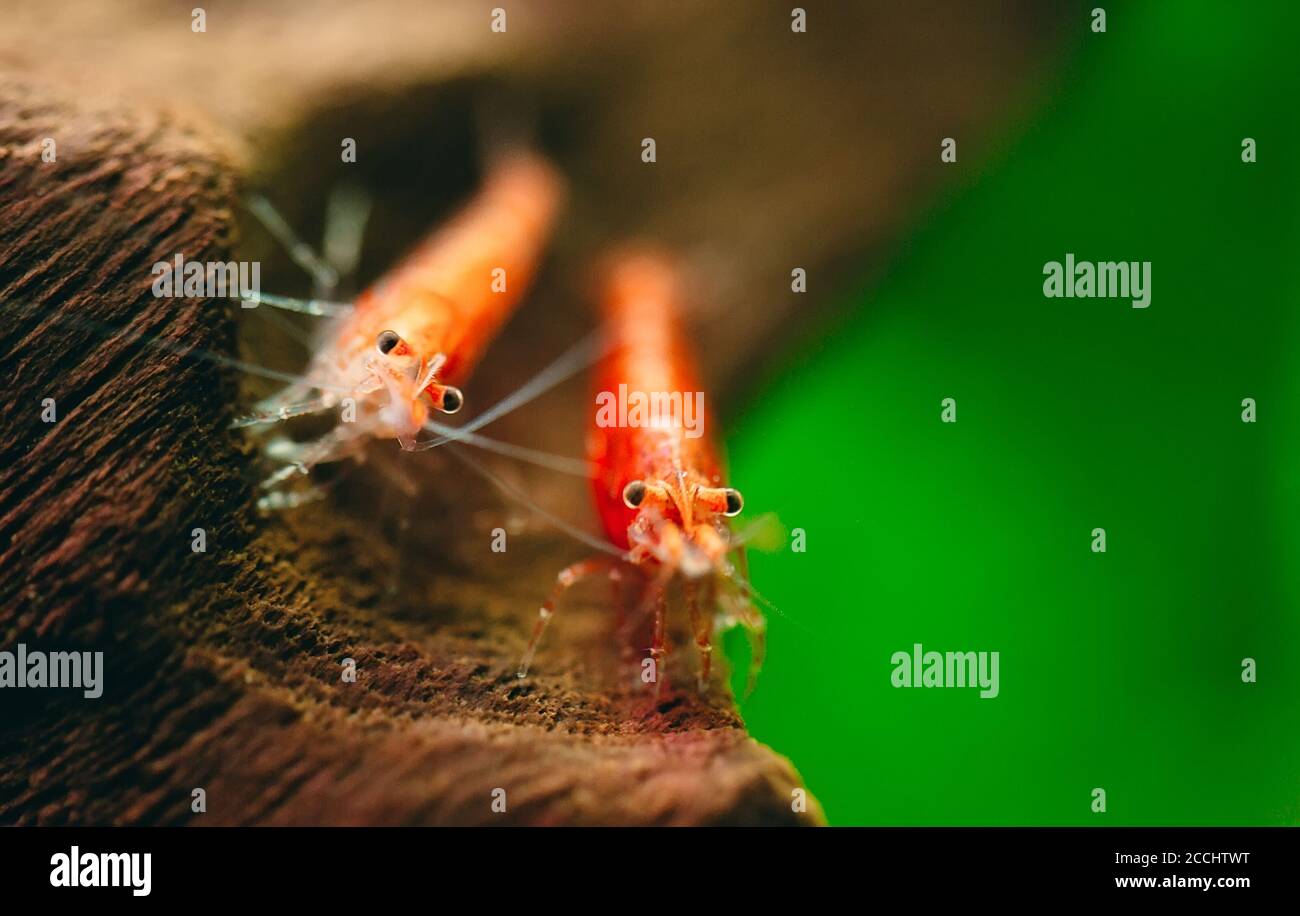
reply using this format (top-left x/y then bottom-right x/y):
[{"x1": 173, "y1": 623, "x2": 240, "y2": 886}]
[{"x1": 0, "y1": 1, "x2": 1067, "y2": 825}]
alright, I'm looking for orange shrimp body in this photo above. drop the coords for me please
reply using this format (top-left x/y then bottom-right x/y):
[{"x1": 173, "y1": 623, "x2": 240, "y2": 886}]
[
  {"x1": 518, "y1": 249, "x2": 762, "y2": 692},
  {"x1": 588, "y1": 252, "x2": 733, "y2": 576},
  {"x1": 306, "y1": 152, "x2": 564, "y2": 447}
]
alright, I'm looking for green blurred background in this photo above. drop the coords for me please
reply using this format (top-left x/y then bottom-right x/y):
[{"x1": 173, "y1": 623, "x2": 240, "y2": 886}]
[{"x1": 726, "y1": 0, "x2": 1300, "y2": 825}]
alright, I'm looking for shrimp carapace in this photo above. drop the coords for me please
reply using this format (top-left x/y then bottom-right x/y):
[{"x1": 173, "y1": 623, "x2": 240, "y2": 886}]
[
  {"x1": 246, "y1": 150, "x2": 565, "y2": 479},
  {"x1": 518, "y1": 248, "x2": 765, "y2": 693}
]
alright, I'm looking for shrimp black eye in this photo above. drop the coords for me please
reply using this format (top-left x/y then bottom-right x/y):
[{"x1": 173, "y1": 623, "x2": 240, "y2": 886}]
[
  {"x1": 723, "y1": 488, "x2": 744, "y2": 517},
  {"x1": 376, "y1": 330, "x2": 401, "y2": 355},
  {"x1": 623, "y1": 480, "x2": 647, "y2": 508},
  {"x1": 440, "y1": 387, "x2": 463, "y2": 413}
]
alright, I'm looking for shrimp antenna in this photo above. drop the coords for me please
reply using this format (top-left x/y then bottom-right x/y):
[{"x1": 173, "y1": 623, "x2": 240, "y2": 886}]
[
  {"x1": 245, "y1": 193, "x2": 340, "y2": 296},
  {"x1": 722, "y1": 564, "x2": 819, "y2": 638},
  {"x1": 235, "y1": 392, "x2": 591, "y2": 478},
  {"x1": 412, "y1": 330, "x2": 606, "y2": 451},
  {"x1": 235, "y1": 291, "x2": 353, "y2": 318},
  {"x1": 729, "y1": 572, "x2": 782, "y2": 619},
  {"x1": 1, "y1": 297, "x2": 348, "y2": 393},
  {"x1": 422, "y1": 419, "x2": 594, "y2": 477},
  {"x1": 250, "y1": 300, "x2": 315, "y2": 349},
  {"x1": 446, "y1": 445, "x2": 628, "y2": 562},
  {"x1": 321, "y1": 183, "x2": 372, "y2": 288}
]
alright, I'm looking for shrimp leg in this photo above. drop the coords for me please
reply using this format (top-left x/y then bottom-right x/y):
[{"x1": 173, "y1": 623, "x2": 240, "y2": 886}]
[
  {"x1": 260, "y1": 423, "x2": 367, "y2": 490},
  {"x1": 730, "y1": 547, "x2": 767, "y2": 696},
  {"x1": 517, "y1": 556, "x2": 615, "y2": 678},
  {"x1": 612, "y1": 566, "x2": 646, "y2": 661},
  {"x1": 231, "y1": 395, "x2": 339, "y2": 429},
  {"x1": 685, "y1": 578, "x2": 714, "y2": 692},
  {"x1": 649, "y1": 584, "x2": 669, "y2": 699}
]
